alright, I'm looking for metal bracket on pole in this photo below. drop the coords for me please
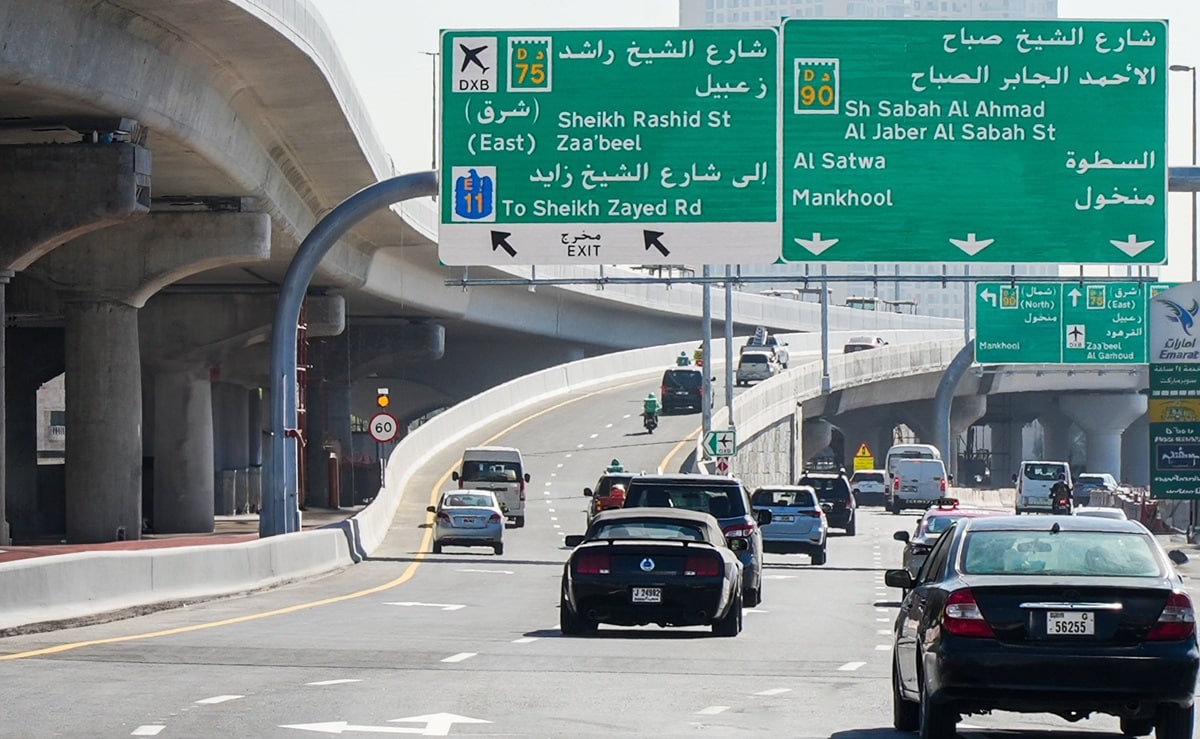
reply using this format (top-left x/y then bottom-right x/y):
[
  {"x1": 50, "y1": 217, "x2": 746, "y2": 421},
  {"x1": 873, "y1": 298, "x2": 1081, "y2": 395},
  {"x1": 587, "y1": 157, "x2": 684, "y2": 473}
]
[{"x1": 265, "y1": 171, "x2": 437, "y2": 537}]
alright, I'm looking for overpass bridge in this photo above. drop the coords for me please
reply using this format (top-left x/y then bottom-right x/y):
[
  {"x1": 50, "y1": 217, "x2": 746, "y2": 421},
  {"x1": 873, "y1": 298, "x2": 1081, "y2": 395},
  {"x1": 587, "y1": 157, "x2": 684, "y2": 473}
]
[{"x1": 0, "y1": 0, "x2": 1157, "y2": 547}]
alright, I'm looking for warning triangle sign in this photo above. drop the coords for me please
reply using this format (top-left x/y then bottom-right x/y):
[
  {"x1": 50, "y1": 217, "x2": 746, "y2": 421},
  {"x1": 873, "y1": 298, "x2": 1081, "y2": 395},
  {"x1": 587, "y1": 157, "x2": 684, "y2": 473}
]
[{"x1": 855, "y1": 443, "x2": 872, "y2": 458}]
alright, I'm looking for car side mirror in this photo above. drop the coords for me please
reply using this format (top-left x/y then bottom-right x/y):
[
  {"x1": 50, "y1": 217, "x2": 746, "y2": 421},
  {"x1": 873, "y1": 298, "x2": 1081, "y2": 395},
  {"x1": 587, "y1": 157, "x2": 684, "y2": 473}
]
[
  {"x1": 948, "y1": 474, "x2": 954, "y2": 484},
  {"x1": 885, "y1": 569, "x2": 914, "y2": 589},
  {"x1": 583, "y1": 488, "x2": 594, "y2": 497},
  {"x1": 727, "y1": 537, "x2": 749, "y2": 551},
  {"x1": 524, "y1": 473, "x2": 532, "y2": 483},
  {"x1": 564, "y1": 535, "x2": 584, "y2": 547},
  {"x1": 426, "y1": 505, "x2": 436, "y2": 513},
  {"x1": 1011, "y1": 474, "x2": 1019, "y2": 484},
  {"x1": 893, "y1": 530, "x2": 910, "y2": 543},
  {"x1": 755, "y1": 509, "x2": 773, "y2": 526},
  {"x1": 451, "y1": 471, "x2": 460, "y2": 482},
  {"x1": 1169, "y1": 550, "x2": 1189, "y2": 565}
]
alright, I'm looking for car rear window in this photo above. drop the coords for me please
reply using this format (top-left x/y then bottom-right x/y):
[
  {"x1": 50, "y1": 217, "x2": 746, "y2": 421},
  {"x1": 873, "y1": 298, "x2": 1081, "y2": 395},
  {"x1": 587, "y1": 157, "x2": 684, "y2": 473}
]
[
  {"x1": 1023, "y1": 463, "x2": 1066, "y2": 481},
  {"x1": 460, "y1": 461, "x2": 520, "y2": 482},
  {"x1": 741, "y1": 356, "x2": 768, "y2": 366},
  {"x1": 663, "y1": 370, "x2": 703, "y2": 389},
  {"x1": 445, "y1": 493, "x2": 495, "y2": 507},
  {"x1": 592, "y1": 520, "x2": 707, "y2": 541},
  {"x1": 800, "y1": 477, "x2": 846, "y2": 501},
  {"x1": 924, "y1": 515, "x2": 960, "y2": 535},
  {"x1": 625, "y1": 482, "x2": 748, "y2": 518},
  {"x1": 751, "y1": 489, "x2": 817, "y2": 508},
  {"x1": 961, "y1": 530, "x2": 1163, "y2": 577},
  {"x1": 851, "y1": 472, "x2": 884, "y2": 484}
]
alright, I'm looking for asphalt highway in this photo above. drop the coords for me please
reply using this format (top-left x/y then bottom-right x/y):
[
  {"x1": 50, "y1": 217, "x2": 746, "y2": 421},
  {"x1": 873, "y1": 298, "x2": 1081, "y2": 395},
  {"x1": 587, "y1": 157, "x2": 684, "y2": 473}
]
[{"x1": 0, "y1": 374, "x2": 1189, "y2": 737}]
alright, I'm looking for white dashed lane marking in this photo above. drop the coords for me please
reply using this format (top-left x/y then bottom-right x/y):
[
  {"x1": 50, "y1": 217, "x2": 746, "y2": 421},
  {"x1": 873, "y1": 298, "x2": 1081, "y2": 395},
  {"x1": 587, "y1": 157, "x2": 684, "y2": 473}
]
[
  {"x1": 755, "y1": 688, "x2": 791, "y2": 696},
  {"x1": 877, "y1": 629, "x2": 891, "y2": 635},
  {"x1": 590, "y1": 433, "x2": 599, "y2": 439},
  {"x1": 441, "y1": 652, "x2": 477, "y2": 663},
  {"x1": 697, "y1": 706, "x2": 730, "y2": 715},
  {"x1": 131, "y1": 727, "x2": 165, "y2": 737},
  {"x1": 837, "y1": 662, "x2": 866, "y2": 672},
  {"x1": 605, "y1": 423, "x2": 613, "y2": 428},
  {"x1": 195, "y1": 695, "x2": 243, "y2": 705},
  {"x1": 875, "y1": 644, "x2": 893, "y2": 651},
  {"x1": 305, "y1": 679, "x2": 362, "y2": 686},
  {"x1": 513, "y1": 637, "x2": 538, "y2": 644}
]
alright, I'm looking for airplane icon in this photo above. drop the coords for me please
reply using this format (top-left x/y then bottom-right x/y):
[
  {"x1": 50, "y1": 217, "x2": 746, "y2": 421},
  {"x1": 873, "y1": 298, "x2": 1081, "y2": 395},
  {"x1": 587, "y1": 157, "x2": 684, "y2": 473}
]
[
  {"x1": 459, "y1": 43, "x2": 489, "y2": 73},
  {"x1": 1068, "y1": 326, "x2": 1084, "y2": 341}
]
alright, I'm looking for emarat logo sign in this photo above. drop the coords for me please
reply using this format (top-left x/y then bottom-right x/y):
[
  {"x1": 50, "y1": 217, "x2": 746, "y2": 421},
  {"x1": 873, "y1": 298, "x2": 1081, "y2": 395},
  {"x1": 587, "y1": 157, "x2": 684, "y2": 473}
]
[{"x1": 1151, "y1": 286, "x2": 1200, "y2": 363}]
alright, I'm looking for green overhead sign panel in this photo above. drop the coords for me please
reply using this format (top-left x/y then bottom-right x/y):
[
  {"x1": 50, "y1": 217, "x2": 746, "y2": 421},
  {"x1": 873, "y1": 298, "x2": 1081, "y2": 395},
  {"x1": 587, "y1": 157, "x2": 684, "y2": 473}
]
[
  {"x1": 781, "y1": 19, "x2": 1167, "y2": 264},
  {"x1": 439, "y1": 29, "x2": 780, "y2": 265},
  {"x1": 974, "y1": 281, "x2": 1170, "y2": 363}
]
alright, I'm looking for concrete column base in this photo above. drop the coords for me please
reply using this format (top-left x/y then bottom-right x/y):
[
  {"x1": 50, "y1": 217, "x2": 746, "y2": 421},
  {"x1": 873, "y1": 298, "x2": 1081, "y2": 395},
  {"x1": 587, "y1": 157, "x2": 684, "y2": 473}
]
[{"x1": 1059, "y1": 393, "x2": 1147, "y2": 480}]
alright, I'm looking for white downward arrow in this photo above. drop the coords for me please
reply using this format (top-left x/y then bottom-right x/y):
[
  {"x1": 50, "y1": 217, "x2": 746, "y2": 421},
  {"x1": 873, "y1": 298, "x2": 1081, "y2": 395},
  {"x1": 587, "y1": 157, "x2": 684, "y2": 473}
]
[
  {"x1": 1111, "y1": 233, "x2": 1155, "y2": 257},
  {"x1": 383, "y1": 602, "x2": 466, "y2": 611},
  {"x1": 793, "y1": 232, "x2": 839, "y2": 255},
  {"x1": 949, "y1": 233, "x2": 994, "y2": 256}
]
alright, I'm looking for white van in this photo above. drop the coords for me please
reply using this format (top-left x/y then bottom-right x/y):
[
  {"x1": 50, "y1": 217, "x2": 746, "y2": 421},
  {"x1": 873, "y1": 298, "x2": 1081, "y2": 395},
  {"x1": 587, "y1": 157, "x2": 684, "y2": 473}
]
[
  {"x1": 889, "y1": 458, "x2": 951, "y2": 513},
  {"x1": 1014, "y1": 460, "x2": 1071, "y2": 514},
  {"x1": 884, "y1": 444, "x2": 941, "y2": 490},
  {"x1": 452, "y1": 446, "x2": 529, "y2": 527}
]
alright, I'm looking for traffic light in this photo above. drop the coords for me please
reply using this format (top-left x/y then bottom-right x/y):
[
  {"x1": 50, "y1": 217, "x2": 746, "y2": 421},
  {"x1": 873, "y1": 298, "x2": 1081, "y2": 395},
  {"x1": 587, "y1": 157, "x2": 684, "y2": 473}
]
[{"x1": 376, "y1": 387, "x2": 390, "y2": 408}]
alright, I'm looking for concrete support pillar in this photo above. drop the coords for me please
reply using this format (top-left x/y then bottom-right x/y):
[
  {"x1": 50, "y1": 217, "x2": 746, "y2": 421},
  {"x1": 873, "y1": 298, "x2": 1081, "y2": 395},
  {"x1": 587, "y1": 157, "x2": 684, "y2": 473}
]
[
  {"x1": 306, "y1": 333, "x2": 353, "y2": 509},
  {"x1": 212, "y1": 382, "x2": 250, "y2": 516},
  {"x1": 152, "y1": 368, "x2": 215, "y2": 533},
  {"x1": 948, "y1": 395, "x2": 988, "y2": 482},
  {"x1": 1121, "y1": 413, "x2": 1150, "y2": 487},
  {"x1": 990, "y1": 420, "x2": 1027, "y2": 485},
  {"x1": 1036, "y1": 404, "x2": 1073, "y2": 463},
  {"x1": 801, "y1": 418, "x2": 834, "y2": 469},
  {"x1": 5, "y1": 328, "x2": 64, "y2": 541},
  {"x1": 64, "y1": 300, "x2": 142, "y2": 542},
  {"x1": 1059, "y1": 393, "x2": 1148, "y2": 481}
]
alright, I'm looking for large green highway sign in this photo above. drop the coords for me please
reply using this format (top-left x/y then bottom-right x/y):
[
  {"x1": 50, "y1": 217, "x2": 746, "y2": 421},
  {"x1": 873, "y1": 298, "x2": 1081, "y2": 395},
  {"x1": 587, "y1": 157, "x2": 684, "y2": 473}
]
[
  {"x1": 781, "y1": 20, "x2": 1166, "y2": 264},
  {"x1": 974, "y1": 281, "x2": 1167, "y2": 364},
  {"x1": 439, "y1": 30, "x2": 779, "y2": 265}
]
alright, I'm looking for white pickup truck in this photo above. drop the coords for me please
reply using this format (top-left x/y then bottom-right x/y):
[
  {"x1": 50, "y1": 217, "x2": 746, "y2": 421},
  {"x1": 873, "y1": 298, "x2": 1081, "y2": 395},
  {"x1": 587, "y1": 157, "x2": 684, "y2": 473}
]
[{"x1": 742, "y1": 328, "x2": 789, "y2": 368}]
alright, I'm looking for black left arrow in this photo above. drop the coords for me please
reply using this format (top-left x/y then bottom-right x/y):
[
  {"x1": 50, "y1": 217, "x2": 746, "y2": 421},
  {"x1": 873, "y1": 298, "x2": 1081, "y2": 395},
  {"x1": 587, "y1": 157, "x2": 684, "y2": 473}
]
[
  {"x1": 490, "y1": 230, "x2": 517, "y2": 257},
  {"x1": 643, "y1": 229, "x2": 669, "y2": 257}
]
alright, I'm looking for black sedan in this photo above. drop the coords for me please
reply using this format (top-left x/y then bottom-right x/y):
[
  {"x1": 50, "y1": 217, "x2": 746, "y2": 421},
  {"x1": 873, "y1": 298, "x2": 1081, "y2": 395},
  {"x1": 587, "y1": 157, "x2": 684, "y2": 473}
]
[
  {"x1": 886, "y1": 515, "x2": 1198, "y2": 738},
  {"x1": 560, "y1": 508, "x2": 744, "y2": 637}
]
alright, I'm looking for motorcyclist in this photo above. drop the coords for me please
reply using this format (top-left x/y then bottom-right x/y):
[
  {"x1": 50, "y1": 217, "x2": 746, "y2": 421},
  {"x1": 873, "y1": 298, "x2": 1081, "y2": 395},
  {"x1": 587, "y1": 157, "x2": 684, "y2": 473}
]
[
  {"x1": 605, "y1": 458, "x2": 625, "y2": 473},
  {"x1": 675, "y1": 351, "x2": 690, "y2": 366},
  {"x1": 1051, "y1": 473, "x2": 1073, "y2": 514},
  {"x1": 642, "y1": 392, "x2": 661, "y2": 421}
]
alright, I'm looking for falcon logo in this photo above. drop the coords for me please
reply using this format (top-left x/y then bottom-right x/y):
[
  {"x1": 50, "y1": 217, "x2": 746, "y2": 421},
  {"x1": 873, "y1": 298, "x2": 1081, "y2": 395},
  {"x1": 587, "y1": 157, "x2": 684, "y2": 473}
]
[{"x1": 1158, "y1": 298, "x2": 1199, "y2": 336}]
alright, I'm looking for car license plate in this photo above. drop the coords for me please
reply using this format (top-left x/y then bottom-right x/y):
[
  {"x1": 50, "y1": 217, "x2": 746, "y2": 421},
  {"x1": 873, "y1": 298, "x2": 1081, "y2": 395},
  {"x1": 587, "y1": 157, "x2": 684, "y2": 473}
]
[
  {"x1": 775, "y1": 514, "x2": 795, "y2": 523},
  {"x1": 458, "y1": 516, "x2": 477, "y2": 525},
  {"x1": 631, "y1": 587, "x2": 661, "y2": 604},
  {"x1": 1047, "y1": 610, "x2": 1093, "y2": 635}
]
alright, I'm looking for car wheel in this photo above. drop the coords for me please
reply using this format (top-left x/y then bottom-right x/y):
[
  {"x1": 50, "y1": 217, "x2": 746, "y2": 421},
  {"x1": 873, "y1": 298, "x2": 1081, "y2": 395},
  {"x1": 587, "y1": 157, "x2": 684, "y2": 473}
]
[
  {"x1": 811, "y1": 549, "x2": 827, "y2": 566},
  {"x1": 432, "y1": 541, "x2": 442, "y2": 554},
  {"x1": 559, "y1": 584, "x2": 594, "y2": 636},
  {"x1": 918, "y1": 676, "x2": 957, "y2": 739},
  {"x1": 712, "y1": 587, "x2": 743, "y2": 637},
  {"x1": 891, "y1": 501, "x2": 901, "y2": 515},
  {"x1": 1154, "y1": 703, "x2": 1194, "y2": 739},
  {"x1": 514, "y1": 516, "x2": 525, "y2": 529},
  {"x1": 846, "y1": 515, "x2": 857, "y2": 536},
  {"x1": 1120, "y1": 716, "x2": 1154, "y2": 736},
  {"x1": 744, "y1": 584, "x2": 761, "y2": 608},
  {"x1": 493, "y1": 543, "x2": 504, "y2": 556},
  {"x1": 892, "y1": 658, "x2": 919, "y2": 732}
]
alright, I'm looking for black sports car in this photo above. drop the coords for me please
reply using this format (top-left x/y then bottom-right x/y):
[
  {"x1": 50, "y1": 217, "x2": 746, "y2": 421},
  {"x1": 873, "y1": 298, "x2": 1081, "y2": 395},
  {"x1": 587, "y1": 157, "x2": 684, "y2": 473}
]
[
  {"x1": 560, "y1": 508, "x2": 745, "y2": 637},
  {"x1": 886, "y1": 515, "x2": 1198, "y2": 738}
]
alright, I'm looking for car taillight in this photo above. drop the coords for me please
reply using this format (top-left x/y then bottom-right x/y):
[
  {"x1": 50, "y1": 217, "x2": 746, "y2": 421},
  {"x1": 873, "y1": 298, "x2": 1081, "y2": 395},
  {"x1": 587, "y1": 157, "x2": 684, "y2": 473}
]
[
  {"x1": 457, "y1": 479, "x2": 464, "y2": 489},
  {"x1": 893, "y1": 476, "x2": 901, "y2": 491},
  {"x1": 436, "y1": 511, "x2": 451, "y2": 523},
  {"x1": 1148, "y1": 592, "x2": 1196, "y2": 641},
  {"x1": 661, "y1": 384, "x2": 668, "y2": 397},
  {"x1": 804, "y1": 509, "x2": 822, "y2": 518},
  {"x1": 488, "y1": 513, "x2": 502, "y2": 523},
  {"x1": 939, "y1": 478, "x2": 947, "y2": 492},
  {"x1": 575, "y1": 551, "x2": 611, "y2": 575},
  {"x1": 723, "y1": 519, "x2": 756, "y2": 539},
  {"x1": 519, "y1": 484, "x2": 526, "y2": 500},
  {"x1": 942, "y1": 589, "x2": 994, "y2": 638},
  {"x1": 684, "y1": 554, "x2": 721, "y2": 577}
]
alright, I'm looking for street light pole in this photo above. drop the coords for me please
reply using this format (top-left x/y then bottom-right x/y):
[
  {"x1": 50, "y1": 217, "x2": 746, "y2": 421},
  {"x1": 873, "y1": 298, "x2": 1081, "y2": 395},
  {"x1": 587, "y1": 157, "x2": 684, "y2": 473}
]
[
  {"x1": 420, "y1": 51, "x2": 439, "y2": 171},
  {"x1": 1170, "y1": 64, "x2": 1197, "y2": 282}
]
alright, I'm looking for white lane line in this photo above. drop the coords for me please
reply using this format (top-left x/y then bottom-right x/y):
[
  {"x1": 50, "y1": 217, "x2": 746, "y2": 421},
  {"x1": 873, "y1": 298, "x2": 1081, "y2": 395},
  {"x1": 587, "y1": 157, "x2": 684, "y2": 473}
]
[
  {"x1": 590, "y1": 433, "x2": 599, "y2": 439},
  {"x1": 623, "y1": 414, "x2": 632, "y2": 419},
  {"x1": 441, "y1": 652, "x2": 477, "y2": 663},
  {"x1": 554, "y1": 524, "x2": 561, "y2": 529},
  {"x1": 548, "y1": 508, "x2": 556, "y2": 513},
  {"x1": 755, "y1": 688, "x2": 791, "y2": 696},
  {"x1": 875, "y1": 644, "x2": 893, "y2": 651},
  {"x1": 551, "y1": 517, "x2": 558, "y2": 521},
  {"x1": 576, "y1": 443, "x2": 585, "y2": 448},
  {"x1": 131, "y1": 727, "x2": 165, "y2": 737},
  {"x1": 513, "y1": 637, "x2": 538, "y2": 644},
  {"x1": 605, "y1": 423, "x2": 613, "y2": 428},
  {"x1": 550, "y1": 472, "x2": 557, "y2": 478},
  {"x1": 876, "y1": 617, "x2": 890, "y2": 622},
  {"x1": 697, "y1": 706, "x2": 729, "y2": 715},
  {"x1": 544, "y1": 481, "x2": 553, "y2": 486},
  {"x1": 306, "y1": 679, "x2": 363, "y2": 686},
  {"x1": 196, "y1": 695, "x2": 243, "y2": 705},
  {"x1": 837, "y1": 662, "x2": 866, "y2": 672},
  {"x1": 557, "y1": 463, "x2": 564, "y2": 468},
  {"x1": 744, "y1": 609, "x2": 769, "y2": 614},
  {"x1": 565, "y1": 453, "x2": 572, "y2": 458},
  {"x1": 876, "y1": 608, "x2": 890, "y2": 613},
  {"x1": 877, "y1": 629, "x2": 892, "y2": 635}
]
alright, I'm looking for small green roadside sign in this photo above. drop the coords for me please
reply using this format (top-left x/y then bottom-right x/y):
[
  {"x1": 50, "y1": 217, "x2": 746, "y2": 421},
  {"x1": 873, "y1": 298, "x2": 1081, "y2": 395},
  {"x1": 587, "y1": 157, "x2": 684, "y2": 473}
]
[
  {"x1": 781, "y1": 19, "x2": 1167, "y2": 264},
  {"x1": 439, "y1": 29, "x2": 780, "y2": 265},
  {"x1": 703, "y1": 429, "x2": 737, "y2": 457}
]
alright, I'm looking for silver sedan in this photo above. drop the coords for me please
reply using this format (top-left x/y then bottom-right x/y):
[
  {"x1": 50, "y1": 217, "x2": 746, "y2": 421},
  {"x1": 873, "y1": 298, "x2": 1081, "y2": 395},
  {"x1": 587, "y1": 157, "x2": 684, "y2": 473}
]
[{"x1": 428, "y1": 490, "x2": 505, "y2": 555}]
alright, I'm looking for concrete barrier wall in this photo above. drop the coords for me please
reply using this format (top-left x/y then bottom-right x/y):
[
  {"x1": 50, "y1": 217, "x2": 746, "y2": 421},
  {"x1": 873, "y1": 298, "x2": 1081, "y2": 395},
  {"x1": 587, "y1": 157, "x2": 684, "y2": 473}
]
[{"x1": 0, "y1": 528, "x2": 351, "y2": 631}]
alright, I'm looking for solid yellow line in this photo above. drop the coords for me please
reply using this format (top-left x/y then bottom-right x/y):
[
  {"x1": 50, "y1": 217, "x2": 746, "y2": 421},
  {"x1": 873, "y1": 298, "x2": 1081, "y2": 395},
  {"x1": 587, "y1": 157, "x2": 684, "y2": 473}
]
[{"x1": 1, "y1": 376, "x2": 653, "y2": 661}]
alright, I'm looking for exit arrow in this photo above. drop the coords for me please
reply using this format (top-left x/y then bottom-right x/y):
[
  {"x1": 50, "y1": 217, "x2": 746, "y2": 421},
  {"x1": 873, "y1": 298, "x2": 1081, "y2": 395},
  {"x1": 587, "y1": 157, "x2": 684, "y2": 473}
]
[
  {"x1": 384, "y1": 602, "x2": 466, "y2": 611},
  {"x1": 980, "y1": 288, "x2": 997, "y2": 307},
  {"x1": 949, "y1": 232, "x2": 994, "y2": 256},
  {"x1": 1111, "y1": 233, "x2": 1155, "y2": 257},
  {"x1": 283, "y1": 713, "x2": 491, "y2": 736},
  {"x1": 793, "y1": 232, "x2": 839, "y2": 256},
  {"x1": 490, "y1": 230, "x2": 517, "y2": 257},
  {"x1": 1067, "y1": 287, "x2": 1082, "y2": 307},
  {"x1": 643, "y1": 229, "x2": 670, "y2": 257}
]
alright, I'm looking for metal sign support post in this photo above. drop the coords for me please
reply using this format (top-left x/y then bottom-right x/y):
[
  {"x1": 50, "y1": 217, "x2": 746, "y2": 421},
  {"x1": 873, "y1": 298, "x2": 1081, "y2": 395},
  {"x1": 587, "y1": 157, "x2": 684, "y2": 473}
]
[
  {"x1": 724, "y1": 264, "x2": 734, "y2": 426},
  {"x1": 820, "y1": 264, "x2": 831, "y2": 394},
  {"x1": 702, "y1": 264, "x2": 713, "y2": 441},
  {"x1": 266, "y1": 171, "x2": 437, "y2": 538}
]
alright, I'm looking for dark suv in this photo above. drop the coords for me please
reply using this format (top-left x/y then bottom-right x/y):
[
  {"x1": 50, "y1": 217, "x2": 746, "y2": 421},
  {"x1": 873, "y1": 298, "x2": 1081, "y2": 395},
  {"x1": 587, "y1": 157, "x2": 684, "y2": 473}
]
[
  {"x1": 623, "y1": 474, "x2": 770, "y2": 607},
  {"x1": 797, "y1": 471, "x2": 857, "y2": 535},
  {"x1": 660, "y1": 367, "x2": 704, "y2": 413}
]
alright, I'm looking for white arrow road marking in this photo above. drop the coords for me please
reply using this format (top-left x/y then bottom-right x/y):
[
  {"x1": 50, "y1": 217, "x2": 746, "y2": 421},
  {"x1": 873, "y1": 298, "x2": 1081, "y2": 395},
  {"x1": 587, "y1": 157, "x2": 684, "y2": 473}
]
[
  {"x1": 949, "y1": 232, "x2": 994, "y2": 256},
  {"x1": 196, "y1": 695, "x2": 243, "y2": 705},
  {"x1": 793, "y1": 232, "x2": 839, "y2": 255},
  {"x1": 131, "y1": 727, "x2": 165, "y2": 737},
  {"x1": 282, "y1": 713, "x2": 491, "y2": 736},
  {"x1": 980, "y1": 287, "x2": 997, "y2": 307},
  {"x1": 838, "y1": 662, "x2": 866, "y2": 671},
  {"x1": 384, "y1": 602, "x2": 465, "y2": 611},
  {"x1": 1111, "y1": 233, "x2": 1155, "y2": 257},
  {"x1": 513, "y1": 637, "x2": 538, "y2": 643},
  {"x1": 440, "y1": 652, "x2": 476, "y2": 663},
  {"x1": 755, "y1": 688, "x2": 792, "y2": 696},
  {"x1": 456, "y1": 569, "x2": 513, "y2": 574},
  {"x1": 306, "y1": 679, "x2": 363, "y2": 686}
]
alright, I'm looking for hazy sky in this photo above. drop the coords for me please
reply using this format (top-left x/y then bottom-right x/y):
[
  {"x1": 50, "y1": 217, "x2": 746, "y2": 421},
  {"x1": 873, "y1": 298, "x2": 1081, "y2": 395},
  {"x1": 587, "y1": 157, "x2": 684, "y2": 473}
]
[{"x1": 308, "y1": 0, "x2": 1199, "y2": 280}]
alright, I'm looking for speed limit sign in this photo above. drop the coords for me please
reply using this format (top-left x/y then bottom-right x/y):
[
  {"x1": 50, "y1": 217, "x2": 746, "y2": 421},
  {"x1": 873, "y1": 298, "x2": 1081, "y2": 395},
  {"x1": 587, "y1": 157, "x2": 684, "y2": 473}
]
[{"x1": 368, "y1": 412, "x2": 399, "y2": 443}]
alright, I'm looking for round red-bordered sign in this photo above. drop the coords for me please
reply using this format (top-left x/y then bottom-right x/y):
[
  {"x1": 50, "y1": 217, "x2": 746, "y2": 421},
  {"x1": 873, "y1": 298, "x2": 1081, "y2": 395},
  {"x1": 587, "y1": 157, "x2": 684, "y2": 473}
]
[{"x1": 368, "y1": 412, "x2": 399, "y2": 443}]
